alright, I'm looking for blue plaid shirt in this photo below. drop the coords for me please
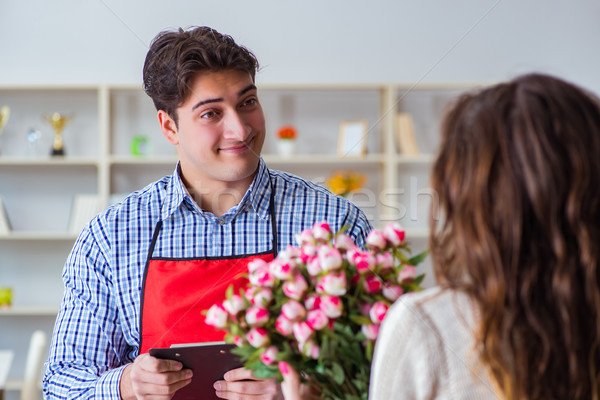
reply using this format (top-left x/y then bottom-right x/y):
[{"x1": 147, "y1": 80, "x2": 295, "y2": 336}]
[{"x1": 43, "y1": 159, "x2": 372, "y2": 399}]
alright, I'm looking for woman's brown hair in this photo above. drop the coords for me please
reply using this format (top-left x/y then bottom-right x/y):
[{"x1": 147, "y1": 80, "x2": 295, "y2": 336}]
[{"x1": 430, "y1": 73, "x2": 600, "y2": 399}]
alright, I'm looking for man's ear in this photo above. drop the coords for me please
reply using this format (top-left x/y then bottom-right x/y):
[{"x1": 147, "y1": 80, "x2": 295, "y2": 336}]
[{"x1": 158, "y1": 110, "x2": 179, "y2": 145}]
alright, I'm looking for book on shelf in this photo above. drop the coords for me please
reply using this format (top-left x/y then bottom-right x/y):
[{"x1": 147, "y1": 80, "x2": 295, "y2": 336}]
[
  {"x1": 0, "y1": 195, "x2": 12, "y2": 235},
  {"x1": 395, "y1": 113, "x2": 420, "y2": 156},
  {"x1": 69, "y1": 194, "x2": 102, "y2": 234}
]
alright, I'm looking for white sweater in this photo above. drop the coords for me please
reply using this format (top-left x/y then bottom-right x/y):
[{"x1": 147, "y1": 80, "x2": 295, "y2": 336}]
[{"x1": 369, "y1": 287, "x2": 501, "y2": 399}]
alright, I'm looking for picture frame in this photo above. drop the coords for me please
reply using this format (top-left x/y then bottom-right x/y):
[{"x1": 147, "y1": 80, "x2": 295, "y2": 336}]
[{"x1": 337, "y1": 119, "x2": 368, "y2": 157}]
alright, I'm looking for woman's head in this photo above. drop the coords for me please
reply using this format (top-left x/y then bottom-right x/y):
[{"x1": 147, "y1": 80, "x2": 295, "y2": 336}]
[
  {"x1": 143, "y1": 26, "x2": 259, "y2": 125},
  {"x1": 431, "y1": 73, "x2": 600, "y2": 399}
]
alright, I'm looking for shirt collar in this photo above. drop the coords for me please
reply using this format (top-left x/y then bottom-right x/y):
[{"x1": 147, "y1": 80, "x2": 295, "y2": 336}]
[{"x1": 161, "y1": 159, "x2": 272, "y2": 221}]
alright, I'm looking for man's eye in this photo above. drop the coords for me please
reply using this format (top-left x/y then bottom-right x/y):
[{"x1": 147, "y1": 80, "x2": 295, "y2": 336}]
[
  {"x1": 201, "y1": 110, "x2": 218, "y2": 119},
  {"x1": 241, "y1": 98, "x2": 257, "y2": 108}
]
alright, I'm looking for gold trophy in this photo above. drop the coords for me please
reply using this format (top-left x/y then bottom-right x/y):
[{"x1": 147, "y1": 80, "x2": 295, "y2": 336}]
[
  {"x1": 0, "y1": 106, "x2": 9, "y2": 156},
  {"x1": 45, "y1": 112, "x2": 72, "y2": 156}
]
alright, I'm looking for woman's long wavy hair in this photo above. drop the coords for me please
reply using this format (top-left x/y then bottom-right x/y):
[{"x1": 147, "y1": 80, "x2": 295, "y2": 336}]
[{"x1": 430, "y1": 73, "x2": 600, "y2": 399}]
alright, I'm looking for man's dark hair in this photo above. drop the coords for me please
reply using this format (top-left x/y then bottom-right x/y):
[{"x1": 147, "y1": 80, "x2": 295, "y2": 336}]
[{"x1": 143, "y1": 26, "x2": 259, "y2": 124}]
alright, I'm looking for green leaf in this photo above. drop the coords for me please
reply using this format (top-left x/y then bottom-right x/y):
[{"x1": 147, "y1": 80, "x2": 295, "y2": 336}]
[
  {"x1": 328, "y1": 362, "x2": 345, "y2": 385},
  {"x1": 225, "y1": 284, "x2": 234, "y2": 299},
  {"x1": 349, "y1": 315, "x2": 373, "y2": 325},
  {"x1": 408, "y1": 250, "x2": 429, "y2": 265}
]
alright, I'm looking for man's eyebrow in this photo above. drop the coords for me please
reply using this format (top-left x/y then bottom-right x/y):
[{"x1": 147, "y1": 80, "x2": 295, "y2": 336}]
[{"x1": 191, "y1": 84, "x2": 257, "y2": 112}]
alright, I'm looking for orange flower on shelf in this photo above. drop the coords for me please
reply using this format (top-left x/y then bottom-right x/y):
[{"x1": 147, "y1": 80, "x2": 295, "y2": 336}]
[
  {"x1": 276, "y1": 125, "x2": 297, "y2": 140},
  {"x1": 326, "y1": 170, "x2": 367, "y2": 198}
]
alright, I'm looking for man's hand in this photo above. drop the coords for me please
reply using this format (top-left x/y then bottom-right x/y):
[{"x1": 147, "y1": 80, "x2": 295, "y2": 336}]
[
  {"x1": 120, "y1": 353, "x2": 193, "y2": 400},
  {"x1": 213, "y1": 367, "x2": 282, "y2": 400}
]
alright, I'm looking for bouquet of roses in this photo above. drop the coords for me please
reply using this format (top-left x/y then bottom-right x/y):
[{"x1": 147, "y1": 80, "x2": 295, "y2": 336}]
[{"x1": 206, "y1": 221, "x2": 427, "y2": 400}]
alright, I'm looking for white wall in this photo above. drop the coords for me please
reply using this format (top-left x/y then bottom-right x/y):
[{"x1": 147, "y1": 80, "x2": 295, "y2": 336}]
[{"x1": 0, "y1": 0, "x2": 599, "y2": 93}]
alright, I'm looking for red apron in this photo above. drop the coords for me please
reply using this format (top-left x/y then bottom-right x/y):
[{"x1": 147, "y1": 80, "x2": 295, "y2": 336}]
[{"x1": 139, "y1": 192, "x2": 277, "y2": 354}]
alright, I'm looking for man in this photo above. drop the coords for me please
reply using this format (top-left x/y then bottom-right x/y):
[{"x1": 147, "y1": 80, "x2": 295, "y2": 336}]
[{"x1": 43, "y1": 26, "x2": 372, "y2": 399}]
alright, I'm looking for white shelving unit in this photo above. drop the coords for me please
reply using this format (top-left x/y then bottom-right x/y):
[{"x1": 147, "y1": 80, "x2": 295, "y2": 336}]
[{"x1": 0, "y1": 82, "x2": 478, "y2": 395}]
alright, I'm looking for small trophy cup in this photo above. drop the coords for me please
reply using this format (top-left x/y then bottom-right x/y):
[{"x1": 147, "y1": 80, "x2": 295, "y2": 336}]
[{"x1": 44, "y1": 112, "x2": 72, "y2": 156}]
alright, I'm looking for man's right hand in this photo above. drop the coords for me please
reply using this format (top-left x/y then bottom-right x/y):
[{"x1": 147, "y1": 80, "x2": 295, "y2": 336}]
[{"x1": 120, "y1": 353, "x2": 193, "y2": 400}]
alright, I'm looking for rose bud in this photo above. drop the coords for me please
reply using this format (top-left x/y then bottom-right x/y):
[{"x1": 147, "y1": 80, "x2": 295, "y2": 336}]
[
  {"x1": 397, "y1": 265, "x2": 417, "y2": 283},
  {"x1": 249, "y1": 266, "x2": 275, "y2": 287},
  {"x1": 334, "y1": 233, "x2": 355, "y2": 252},
  {"x1": 359, "y1": 302, "x2": 372, "y2": 317},
  {"x1": 376, "y1": 252, "x2": 395, "y2": 275},
  {"x1": 318, "y1": 245, "x2": 343, "y2": 271},
  {"x1": 312, "y1": 221, "x2": 332, "y2": 243},
  {"x1": 245, "y1": 306, "x2": 270, "y2": 327},
  {"x1": 361, "y1": 324, "x2": 380, "y2": 341},
  {"x1": 382, "y1": 282, "x2": 404, "y2": 301},
  {"x1": 295, "y1": 228, "x2": 314, "y2": 246},
  {"x1": 300, "y1": 243, "x2": 317, "y2": 263},
  {"x1": 369, "y1": 301, "x2": 389, "y2": 324},
  {"x1": 307, "y1": 257, "x2": 323, "y2": 277},
  {"x1": 270, "y1": 259, "x2": 295, "y2": 281},
  {"x1": 205, "y1": 303, "x2": 229, "y2": 328},
  {"x1": 248, "y1": 258, "x2": 268, "y2": 273},
  {"x1": 275, "y1": 314, "x2": 294, "y2": 336},
  {"x1": 246, "y1": 327, "x2": 270, "y2": 348},
  {"x1": 283, "y1": 274, "x2": 309, "y2": 300},
  {"x1": 352, "y1": 251, "x2": 376, "y2": 275},
  {"x1": 232, "y1": 335, "x2": 245, "y2": 347},
  {"x1": 306, "y1": 309, "x2": 329, "y2": 330},
  {"x1": 281, "y1": 299, "x2": 307, "y2": 322},
  {"x1": 278, "y1": 244, "x2": 301, "y2": 261},
  {"x1": 319, "y1": 294, "x2": 343, "y2": 319},
  {"x1": 366, "y1": 229, "x2": 387, "y2": 251},
  {"x1": 223, "y1": 294, "x2": 246, "y2": 316},
  {"x1": 260, "y1": 345, "x2": 279, "y2": 365},
  {"x1": 384, "y1": 222, "x2": 405, "y2": 247},
  {"x1": 292, "y1": 321, "x2": 314, "y2": 344},
  {"x1": 304, "y1": 294, "x2": 321, "y2": 311},
  {"x1": 250, "y1": 287, "x2": 273, "y2": 307},
  {"x1": 316, "y1": 270, "x2": 347, "y2": 296},
  {"x1": 299, "y1": 339, "x2": 320, "y2": 359},
  {"x1": 363, "y1": 274, "x2": 383, "y2": 294}
]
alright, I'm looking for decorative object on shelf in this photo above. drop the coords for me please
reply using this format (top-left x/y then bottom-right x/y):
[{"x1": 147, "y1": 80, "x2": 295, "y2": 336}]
[
  {"x1": 395, "y1": 113, "x2": 420, "y2": 155},
  {"x1": 326, "y1": 170, "x2": 367, "y2": 198},
  {"x1": 0, "y1": 287, "x2": 13, "y2": 308},
  {"x1": 0, "y1": 195, "x2": 11, "y2": 235},
  {"x1": 338, "y1": 119, "x2": 368, "y2": 158},
  {"x1": 131, "y1": 134, "x2": 151, "y2": 156},
  {"x1": 0, "y1": 106, "x2": 10, "y2": 156},
  {"x1": 206, "y1": 221, "x2": 427, "y2": 400},
  {"x1": 44, "y1": 112, "x2": 73, "y2": 156},
  {"x1": 26, "y1": 128, "x2": 42, "y2": 157},
  {"x1": 276, "y1": 125, "x2": 297, "y2": 157},
  {"x1": 68, "y1": 194, "x2": 102, "y2": 235}
]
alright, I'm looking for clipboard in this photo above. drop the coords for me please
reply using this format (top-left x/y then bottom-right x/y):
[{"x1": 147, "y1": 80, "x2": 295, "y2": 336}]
[{"x1": 149, "y1": 342, "x2": 242, "y2": 400}]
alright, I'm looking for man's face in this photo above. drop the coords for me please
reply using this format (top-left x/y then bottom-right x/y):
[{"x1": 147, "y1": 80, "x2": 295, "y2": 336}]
[{"x1": 161, "y1": 69, "x2": 266, "y2": 194}]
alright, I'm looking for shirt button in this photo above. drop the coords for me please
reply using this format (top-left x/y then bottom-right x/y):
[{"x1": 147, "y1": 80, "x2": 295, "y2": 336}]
[{"x1": 218, "y1": 219, "x2": 226, "y2": 225}]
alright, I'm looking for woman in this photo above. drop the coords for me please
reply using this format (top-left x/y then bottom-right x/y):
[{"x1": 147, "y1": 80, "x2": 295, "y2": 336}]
[{"x1": 281, "y1": 73, "x2": 600, "y2": 399}]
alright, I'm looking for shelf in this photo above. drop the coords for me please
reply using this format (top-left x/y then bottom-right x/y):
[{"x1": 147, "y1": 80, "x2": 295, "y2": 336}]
[
  {"x1": 263, "y1": 153, "x2": 385, "y2": 164},
  {"x1": 0, "y1": 157, "x2": 99, "y2": 166},
  {"x1": 393, "y1": 154, "x2": 435, "y2": 164},
  {"x1": 0, "y1": 306, "x2": 58, "y2": 316},
  {"x1": 0, "y1": 231, "x2": 78, "y2": 240},
  {"x1": 109, "y1": 155, "x2": 178, "y2": 165}
]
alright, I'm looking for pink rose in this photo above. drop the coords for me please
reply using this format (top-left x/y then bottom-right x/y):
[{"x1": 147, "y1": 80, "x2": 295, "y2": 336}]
[
  {"x1": 275, "y1": 314, "x2": 294, "y2": 336},
  {"x1": 363, "y1": 274, "x2": 383, "y2": 294},
  {"x1": 352, "y1": 251, "x2": 376, "y2": 274},
  {"x1": 299, "y1": 243, "x2": 317, "y2": 263},
  {"x1": 319, "y1": 294, "x2": 343, "y2": 319},
  {"x1": 316, "y1": 270, "x2": 348, "y2": 296},
  {"x1": 260, "y1": 345, "x2": 279, "y2": 365},
  {"x1": 334, "y1": 234, "x2": 355, "y2": 252},
  {"x1": 318, "y1": 245, "x2": 343, "y2": 271},
  {"x1": 245, "y1": 306, "x2": 269, "y2": 327},
  {"x1": 397, "y1": 265, "x2": 417, "y2": 283},
  {"x1": 382, "y1": 282, "x2": 404, "y2": 301},
  {"x1": 369, "y1": 301, "x2": 389, "y2": 324},
  {"x1": 307, "y1": 257, "x2": 323, "y2": 277},
  {"x1": 205, "y1": 303, "x2": 228, "y2": 328},
  {"x1": 249, "y1": 266, "x2": 275, "y2": 287},
  {"x1": 232, "y1": 335, "x2": 244, "y2": 346},
  {"x1": 246, "y1": 327, "x2": 270, "y2": 348},
  {"x1": 223, "y1": 294, "x2": 245, "y2": 316},
  {"x1": 384, "y1": 222, "x2": 405, "y2": 247},
  {"x1": 376, "y1": 252, "x2": 394, "y2": 275},
  {"x1": 278, "y1": 245, "x2": 301, "y2": 261},
  {"x1": 292, "y1": 321, "x2": 314, "y2": 344},
  {"x1": 281, "y1": 300, "x2": 306, "y2": 322},
  {"x1": 299, "y1": 339, "x2": 320, "y2": 359},
  {"x1": 248, "y1": 287, "x2": 273, "y2": 307},
  {"x1": 366, "y1": 229, "x2": 387, "y2": 251},
  {"x1": 295, "y1": 229, "x2": 314, "y2": 246},
  {"x1": 312, "y1": 221, "x2": 332, "y2": 243},
  {"x1": 248, "y1": 258, "x2": 268, "y2": 273},
  {"x1": 270, "y1": 259, "x2": 295, "y2": 281},
  {"x1": 361, "y1": 324, "x2": 380, "y2": 340},
  {"x1": 306, "y1": 309, "x2": 329, "y2": 330},
  {"x1": 283, "y1": 274, "x2": 309, "y2": 300},
  {"x1": 304, "y1": 294, "x2": 321, "y2": 311}
]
